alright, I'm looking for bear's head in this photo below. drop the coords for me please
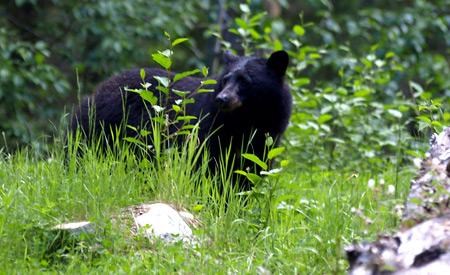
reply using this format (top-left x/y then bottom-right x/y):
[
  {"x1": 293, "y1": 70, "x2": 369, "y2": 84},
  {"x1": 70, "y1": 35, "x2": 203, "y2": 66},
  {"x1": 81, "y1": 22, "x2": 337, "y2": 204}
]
[{"x1": 215, "y1": 50, "x2": 289, "y2": 112}]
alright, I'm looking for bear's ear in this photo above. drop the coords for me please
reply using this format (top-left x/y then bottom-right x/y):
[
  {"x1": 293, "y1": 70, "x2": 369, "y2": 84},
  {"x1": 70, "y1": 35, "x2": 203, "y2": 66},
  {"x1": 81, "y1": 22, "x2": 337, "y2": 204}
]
[
  {"x1": 267, "y1": 50, "x2": 289, "y2": 77},
  {"x1": 223, "y1": 50, "x2": 239, "y2": 65}
]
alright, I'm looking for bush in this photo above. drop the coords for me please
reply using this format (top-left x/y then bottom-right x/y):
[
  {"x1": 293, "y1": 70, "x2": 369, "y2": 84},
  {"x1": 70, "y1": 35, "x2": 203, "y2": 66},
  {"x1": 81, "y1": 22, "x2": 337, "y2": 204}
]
[
  {"x1": 0, "y1": 0, "x2": 448, "y2": 167},
  {"x1": 0, "y1": 28, "x2": 69, "y2": 150}
]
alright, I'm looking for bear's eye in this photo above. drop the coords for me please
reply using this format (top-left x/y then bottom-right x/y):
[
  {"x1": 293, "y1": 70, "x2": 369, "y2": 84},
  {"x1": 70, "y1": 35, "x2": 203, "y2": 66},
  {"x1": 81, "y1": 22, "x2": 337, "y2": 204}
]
[{"x1": 237, "y1": 74, "x2": 251, "y2": 84}]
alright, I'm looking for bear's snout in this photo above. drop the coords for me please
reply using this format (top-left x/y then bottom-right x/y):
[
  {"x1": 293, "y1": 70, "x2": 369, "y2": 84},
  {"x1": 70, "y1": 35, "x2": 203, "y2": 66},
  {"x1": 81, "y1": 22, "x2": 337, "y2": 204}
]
[
  {"x1": 215, "y1": 91, "x2": 242, "y2": 111},
  {"x1": 216, "y1": 93, "x2": 230, "y2": 106}
]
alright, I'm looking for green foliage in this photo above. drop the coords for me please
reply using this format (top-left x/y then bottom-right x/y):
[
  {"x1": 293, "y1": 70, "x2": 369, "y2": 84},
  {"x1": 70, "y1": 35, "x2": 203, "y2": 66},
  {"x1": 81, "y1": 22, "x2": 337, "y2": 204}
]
[
  {"x1": 226, "y1": 1, "x2": 448, "y2": 171},
  {"x1": 0, "y1": 141, "x2": 412, "y2": 273},
  {"x1": 235, "y1": 137, "x2": 291, "y2": 228},
  {"x1": 0, "y1": 28, "x2": 69, "y2": 150},
  {"x1": 0, "y1": 0, "x2": 219, "y2": 150},
  {"x1": 0, "y1": 2, "x2": 448, "y2": 271},
  {"x1": 287, "y1": 48, "x2": 416, "y2": 170},
  {"x1": 412, "y1": 81, "x2": 449, "y2": 132},
  {"x1": 1, "y1": 0, "x2": 448, "y2": 156},
  {"x1": 122, "y1": 36, "x2": 215, "y2": 160}
]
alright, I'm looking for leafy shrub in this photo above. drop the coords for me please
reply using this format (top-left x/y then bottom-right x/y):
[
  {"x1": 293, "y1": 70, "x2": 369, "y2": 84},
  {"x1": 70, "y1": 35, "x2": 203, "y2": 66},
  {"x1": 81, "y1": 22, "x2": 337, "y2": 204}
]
[
  {"x1": 1, "y1": 0, "x2": 448, "y2": 165},
  {"x1": 226, "y1": 2, "x2": 449, "y2": 171},
  {"x1": 0, "y1": 0, "x2": 222, "y2": 150},
  {"x1": 0, "y1": 28, "x2": 69, "y2": 150}
]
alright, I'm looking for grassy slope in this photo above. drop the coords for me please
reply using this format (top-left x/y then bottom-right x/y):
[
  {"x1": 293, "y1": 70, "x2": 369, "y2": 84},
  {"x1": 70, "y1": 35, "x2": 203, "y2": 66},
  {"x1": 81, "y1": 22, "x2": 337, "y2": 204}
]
[{"x1": 0, "y1": 141, "x2": 412, "y2": 274}]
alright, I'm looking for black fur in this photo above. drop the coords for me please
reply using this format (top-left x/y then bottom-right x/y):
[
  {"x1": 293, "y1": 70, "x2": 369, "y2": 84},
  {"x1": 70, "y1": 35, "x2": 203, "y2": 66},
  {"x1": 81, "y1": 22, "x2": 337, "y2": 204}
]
[{"x1": 71, "y1": 51, "x2": 292, "y2": 189}]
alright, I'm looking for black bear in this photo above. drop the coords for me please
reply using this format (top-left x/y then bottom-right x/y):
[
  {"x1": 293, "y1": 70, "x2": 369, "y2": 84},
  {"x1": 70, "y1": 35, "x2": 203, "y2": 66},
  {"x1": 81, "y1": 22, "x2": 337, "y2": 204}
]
[{"x1": 71, "y1": 50, "x2": 292, "y2": 189}]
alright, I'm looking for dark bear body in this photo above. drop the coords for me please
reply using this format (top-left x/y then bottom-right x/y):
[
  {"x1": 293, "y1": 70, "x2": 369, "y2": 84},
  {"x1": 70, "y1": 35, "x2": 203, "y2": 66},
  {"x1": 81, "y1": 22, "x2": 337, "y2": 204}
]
[{"x1": 71, "y1": 51, "x2": 292, "y2": 189}]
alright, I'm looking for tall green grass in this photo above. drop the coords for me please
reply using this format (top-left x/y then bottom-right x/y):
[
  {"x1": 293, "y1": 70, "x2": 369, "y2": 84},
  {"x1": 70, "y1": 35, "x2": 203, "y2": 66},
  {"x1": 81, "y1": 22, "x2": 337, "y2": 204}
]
[{"x1": 0, "y1": 128, "x2": 412, "y2": 273}]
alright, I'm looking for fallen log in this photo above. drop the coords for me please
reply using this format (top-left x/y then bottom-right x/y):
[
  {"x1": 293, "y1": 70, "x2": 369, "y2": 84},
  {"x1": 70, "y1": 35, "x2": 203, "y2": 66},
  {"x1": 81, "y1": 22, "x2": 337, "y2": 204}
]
[{"x1": 346, "y1": 127, "x2": 450, "y2": 274}]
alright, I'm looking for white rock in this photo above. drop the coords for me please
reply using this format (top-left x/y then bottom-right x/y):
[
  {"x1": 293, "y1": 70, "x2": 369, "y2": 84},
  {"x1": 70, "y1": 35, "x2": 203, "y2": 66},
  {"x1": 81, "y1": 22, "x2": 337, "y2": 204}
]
[
  {"x1": 132, "y1": 203, "x2": 195, "y2": 243},
  {"x1": 52, "y1": 221, "x2": 94, "y2": 235}
]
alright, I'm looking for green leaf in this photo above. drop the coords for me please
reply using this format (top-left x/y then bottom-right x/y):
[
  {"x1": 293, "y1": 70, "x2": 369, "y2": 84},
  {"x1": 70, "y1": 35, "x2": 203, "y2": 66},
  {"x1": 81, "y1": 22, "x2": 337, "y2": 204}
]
[
  {"x1": 246, "y1": 173, "x2": 261, "y2": 184},
  {"x1": 201, "y1": 79, "x2": 217, "y2": 86},
  {"x1": 181, "y1": 98, "x2": 195, "y2": 105},
  {"x1": 139, "y1": 90, "x2": 158, "y2": 105},
  {"x1": 249, "y1": 29, "x2": 261, "y2": 39},
  {"x1": 293, "y1": 25, "x2": 305, "y2": 36},
  {"x1": 249, "y1": 12, "x2": 266, "y2": 25},
  {"x1": 173, "y1": 69, "x2": 200, "y2": 83},
  {"x1": 385, "y1": 51, "x2": 395, "y2": 59},
  {"x1": 265, "y1": 136, "x2": 273, "y2": 147},
  {"x1": 242, "y1": 153, "x2": 268, "y2": 170},
  {"x1": 152, "y1": 105, "x2": 165, "y2": 113},
  {"x1": 317, "y1": 114, "x2": 333, "y2": 124},
  {"x1": 420, "y1": 92, "x2": 432, "y2": 100},
  {"x1": 273, "y1": 39, "x2": 283, "y2": 51},
  {"x1": 328, "y1": 138, "x2": 346, "y2": 144},
  {"x1": 354, "y1": 88, "x2": 371, "y2": 98},
  {"x1": 234, "y1": 170, "x2": 247, "y2": 176},
  {"x1": 123, "y1": 137, "x2": 146, "y2": 147},
  {"x1": 323, "y1": 94, "x2": 337, "y2": 102},
  {"x1": 443, "y1": 112, "x2": 450, "y2": 122},
  {"x1": 268, "y1": 147, "x2": 285, "y2": 160},
  {"x1": 139, "y1": 129, "x2": 151, "y2": 137},
  {"x1": 320, "y1": 124, "x2": 331, "y2": 133},
  {"x1": 126, "y1": 125, "x2": 137, "y2": 132},
  {"x1": 152, "y1": 52, "x2": 171, "y2": 69},
  {"x1": 431, "y1": 121, "x2": 442, "y2": 129},
  {"x1": 192, "y1": 204, "x2": 204, "y2": 212},
  {"x1": 125, "y1": 88, "x2": 157, "y2": 105},
  {"x1": 152, "y1": 117, "x2": 165, "y2": 124},
  {"x1": 417, "y1": 115, "x2": 432, "y2": 124},
  {"x1": 235, "y1": 18, "x2": 247, "y2": 29},
  {"x1": 280, "y1": 160, "x2": 289, "y2": 167},
  {"x1": 387, "y1": 109, "x2": 402, "y2": 119},
  {"x1": 153, "y1": 76, "x2": 170, "y2": 87},
  {"x1": 201, "y1": 66, "x2": 209, "y2": 77},
  {"x1": 176, "y1": 115, "x2": 197, "y2": 122},
  {"x1": 309, "y1": 53, "x2": 321, "y2": 59},
  {"x1": 293, "y1": 78, "x2": 310, "y2": 87},
  {"x1": 172, "y1": 89, "x2": 190, "y2": 97},
  {"x1": 181, "y1": 124, "x2": 195, "y2": 130},
  {"x1": 172, "y1": 105, "x2": 181, "y2": 113},
  {"x1": 172, "y1": 38, "x2": 189, "y2": 47},
  {"x1": 409, "y1": 81, "x2": 423, "y2": 95},
  {"x1": 160, "y1": 49, "x2": 173, "y2": 57},
  {"x1": 141, "y1": 82, "x2": 151, "y2": 89},
  {"x1": 34, "y1": 52, "x2": 45, "y2": 64},
  {"x1": 260, "y1": 168, "x2": 283, "y2": 176},
  {"x1": 239, "y1": 3, "x2": 250, "y2": 13},
  {"x1": 156, "y1": 86, "x2": 169, "y2": 94},
  {"x1": 235, "y1": 170, "x2": 261, "y2": 184},
  {"x1": 140, "y1": 68, "x2": 146, "y2": 81},
  {"x1": 197, "y1": 88, "x2": 214, "y2": 93},
  {"x1": 176, "y1": 130, "x2": 191, "y2": 136}
]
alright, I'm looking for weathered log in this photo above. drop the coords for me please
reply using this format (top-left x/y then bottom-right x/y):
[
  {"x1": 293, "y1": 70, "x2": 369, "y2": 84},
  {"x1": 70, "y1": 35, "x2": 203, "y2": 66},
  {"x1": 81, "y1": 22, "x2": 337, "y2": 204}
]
[{"x1": 346, "y1": 127, "x2": 450, "y2": 274}]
